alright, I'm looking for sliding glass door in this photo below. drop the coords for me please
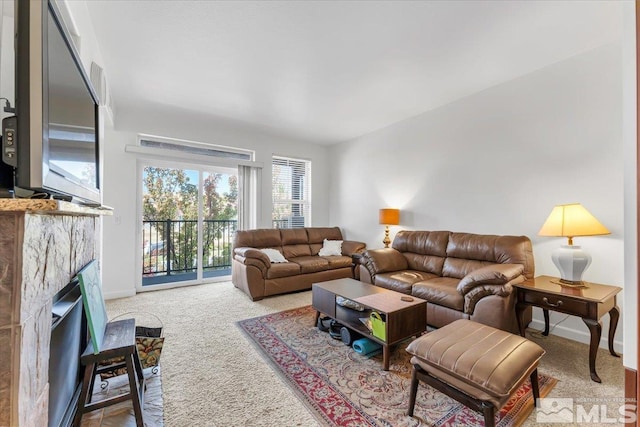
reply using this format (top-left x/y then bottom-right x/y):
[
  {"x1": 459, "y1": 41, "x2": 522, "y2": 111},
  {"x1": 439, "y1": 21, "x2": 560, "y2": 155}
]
[
  {"x1": 201, "y1": 171, "x2": 238, "y2": 280},
  {"x1": 140, "y1": 162, "x2": 237, "y2": 289}
]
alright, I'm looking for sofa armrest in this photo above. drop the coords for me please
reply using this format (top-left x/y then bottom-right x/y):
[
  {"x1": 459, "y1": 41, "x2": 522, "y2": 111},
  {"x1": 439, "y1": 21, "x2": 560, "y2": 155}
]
[
  {"x1": 341, "y1": 240, "x2": 366, "y2": 256},
  {"x1": 458, "y1": 263, "x2": 525, "y2": 314},
  {"x1": 361, "y1": 248, "x2": 409, "y2": 279},
  {"x1": 457, "y1": 264, "x2": 524, "y2": 294},
  {"x1": 463, "y1": 283, "x2": 517, "y2": 314},
  {"x1": 233, "y1": 247, "x2": 271, "y2": 271}
]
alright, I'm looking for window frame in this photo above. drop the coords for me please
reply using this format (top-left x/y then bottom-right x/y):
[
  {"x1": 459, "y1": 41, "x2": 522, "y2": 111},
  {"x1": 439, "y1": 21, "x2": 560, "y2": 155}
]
[{"x1": 271, "y1": 155, "x2": 312, "y2": 229}]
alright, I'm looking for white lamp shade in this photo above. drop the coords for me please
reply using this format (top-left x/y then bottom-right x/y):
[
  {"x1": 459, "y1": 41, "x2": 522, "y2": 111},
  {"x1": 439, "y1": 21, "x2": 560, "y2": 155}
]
[
  {"x1": 539, "y1": 203, "x2": 610, "y2": 239},
  {"x1": 551, "y1": 245, "x2": 592, "y2": 283},
  {"x1": 539, "y1": 203, "x2": 608, "y2": 285}
]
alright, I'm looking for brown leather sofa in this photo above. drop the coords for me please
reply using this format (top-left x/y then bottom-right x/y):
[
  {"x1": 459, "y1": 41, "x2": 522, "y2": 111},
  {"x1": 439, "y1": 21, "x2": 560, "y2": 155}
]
[
  {"x1": 232, "y1": 227, "x2": 366, "y2": 301},
  {"x1": 359, "y1": 230, "x2": 533, "y2": 333}
]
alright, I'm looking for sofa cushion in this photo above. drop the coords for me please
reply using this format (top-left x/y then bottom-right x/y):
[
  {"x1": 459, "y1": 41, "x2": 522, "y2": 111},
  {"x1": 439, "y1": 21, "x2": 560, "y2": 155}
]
[
  {"x1": 412, "y1": 277, "x2": 464, "y2": 311},
  {"x1": 404, "y1": 253, "x2": 446, "y2": 276},
  {"x1": 282, "y1": 244, "x2": 312, "y2": 259},
  {"x1": 234, "y1": 229, "x2": 281, "y2": 248},
  {"x1": 307, "y1": 227, "x2": 343, "y2": 243},
  {"x1": 443, "y1": 258, "x2": 494, "y2": 279},
  {"x1": 289, "y1": 256, "x2": 329, "y2": 273},
  {"x1": 446, "y1": 233, "x2": 499, "y2": 261},
  {"x1": 374, "y1": 270, "x2": 437, "y2": 294},
  {"x1": 280, "y1": 228, "x2": 308, "y2": 245},
  {"x1": 266, "y1": 262, "x2": 301, "y2": 279},
  {"x1": 392, "y1": 230, "x2": 449, "y2": 257},
  {"x1": 445, "y1": 233, "x2": 535, "y2": 279},
  {"x1": 320, "y1": 255, "x2": 352, "y2": 269}
]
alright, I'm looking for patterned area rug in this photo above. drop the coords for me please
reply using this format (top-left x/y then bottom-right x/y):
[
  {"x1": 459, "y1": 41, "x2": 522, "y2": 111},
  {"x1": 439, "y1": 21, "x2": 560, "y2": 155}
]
[{"x1": 238, "y1": 305, "x2": 556, "y2": 427}]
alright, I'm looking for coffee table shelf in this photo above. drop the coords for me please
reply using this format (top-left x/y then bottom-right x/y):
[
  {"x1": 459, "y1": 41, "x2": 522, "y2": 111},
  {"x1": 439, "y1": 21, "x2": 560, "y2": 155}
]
[
  {"x1": 312, "y1": 278, "x2": 427, "y2": 370},
  {"x1": 334, "y1": 304, "x2": 373, "y2": 337}
]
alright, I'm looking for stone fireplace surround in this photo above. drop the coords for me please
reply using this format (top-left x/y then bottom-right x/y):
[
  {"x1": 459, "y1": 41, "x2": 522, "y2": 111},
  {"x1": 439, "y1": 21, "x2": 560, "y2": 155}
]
[{"x1": 0, "y1": 199, "x2": 111, "y2": 427}]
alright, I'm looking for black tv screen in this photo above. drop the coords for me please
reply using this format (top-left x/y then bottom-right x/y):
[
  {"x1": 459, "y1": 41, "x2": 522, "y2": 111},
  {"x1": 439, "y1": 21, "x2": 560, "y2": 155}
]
[
  {"x1": 9, "y1": 0, "x2": 101, "y2": 204},
  {"x1": 47, "y1": 8, "x2": 98, "y2": 192}
]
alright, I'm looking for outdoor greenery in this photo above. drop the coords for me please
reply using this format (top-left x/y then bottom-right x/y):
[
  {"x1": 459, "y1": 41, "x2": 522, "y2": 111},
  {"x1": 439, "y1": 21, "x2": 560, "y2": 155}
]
[{"x1": 142, "y1": 167, "x2": 238, "y2": 278}]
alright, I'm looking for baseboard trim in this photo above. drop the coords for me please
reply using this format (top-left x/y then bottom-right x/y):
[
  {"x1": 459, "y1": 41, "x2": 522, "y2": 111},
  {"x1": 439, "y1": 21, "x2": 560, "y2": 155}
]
[
  {"x1": 529, "y1": 319, "x2": 624, "y2": 354},
  {"x1": 625, "y1": 367, "x2": 637, "y2": 426},
  {"x1": 104, "y1": 289, "x2": 136, "y2": 300}
]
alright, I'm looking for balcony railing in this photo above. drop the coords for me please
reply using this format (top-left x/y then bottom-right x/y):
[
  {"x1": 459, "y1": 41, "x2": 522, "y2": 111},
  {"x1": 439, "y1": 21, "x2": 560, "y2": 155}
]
[
  {"x1": 143, "y1": 219, "x2": 237, "y2": 283},
  {"x1": 142, "y1": 218, "x2": 304, "y2": 285}
]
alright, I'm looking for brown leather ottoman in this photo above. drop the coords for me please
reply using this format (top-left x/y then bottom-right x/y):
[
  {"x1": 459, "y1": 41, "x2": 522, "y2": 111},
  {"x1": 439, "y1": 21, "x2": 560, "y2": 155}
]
[{"x1": 405, "y1": 319, "x2": 545, "y2": 427}]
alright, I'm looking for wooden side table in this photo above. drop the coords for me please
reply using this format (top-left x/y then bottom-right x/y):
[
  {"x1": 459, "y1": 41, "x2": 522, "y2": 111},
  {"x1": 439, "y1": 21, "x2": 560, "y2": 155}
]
[{"x1": 513, "y1": 275, "x2": 621, "y2": 383}]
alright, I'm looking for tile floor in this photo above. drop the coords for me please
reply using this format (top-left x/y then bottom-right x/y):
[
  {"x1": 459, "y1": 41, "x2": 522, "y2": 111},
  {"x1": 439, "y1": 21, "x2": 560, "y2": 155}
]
[{"x1": 79, "y1": 367, "x2": 163, "y2": 427}]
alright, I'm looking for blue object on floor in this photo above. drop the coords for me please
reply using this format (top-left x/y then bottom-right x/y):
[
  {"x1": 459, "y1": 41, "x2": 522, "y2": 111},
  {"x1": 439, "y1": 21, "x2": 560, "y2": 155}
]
[{"x1": 352, "y1": 338, "x2": 382, "y2": 357}]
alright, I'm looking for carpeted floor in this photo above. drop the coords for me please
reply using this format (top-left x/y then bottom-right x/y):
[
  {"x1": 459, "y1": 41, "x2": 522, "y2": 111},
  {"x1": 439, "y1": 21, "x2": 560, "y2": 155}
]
[
  {"x1": 105, "y1": 281, "x2": 625, "y2": 427},
  {"x1": 238, "y1": 305, "x2": 556, "y2": 426}
]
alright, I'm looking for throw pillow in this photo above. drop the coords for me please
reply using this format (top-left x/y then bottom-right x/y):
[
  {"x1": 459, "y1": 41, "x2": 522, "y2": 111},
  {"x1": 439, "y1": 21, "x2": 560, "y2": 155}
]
[
  {"x1": 260, "y1": 248, "x2": 288, "y2": 263},
  {"x1": 318, "y1": 239, "x2": 343, "y2": 256}
]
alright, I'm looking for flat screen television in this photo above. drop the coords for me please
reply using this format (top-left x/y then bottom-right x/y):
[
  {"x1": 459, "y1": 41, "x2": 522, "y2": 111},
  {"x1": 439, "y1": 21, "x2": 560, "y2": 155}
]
[{"x1": 1, "y1": 0, "x2": 101, "y2": 204}]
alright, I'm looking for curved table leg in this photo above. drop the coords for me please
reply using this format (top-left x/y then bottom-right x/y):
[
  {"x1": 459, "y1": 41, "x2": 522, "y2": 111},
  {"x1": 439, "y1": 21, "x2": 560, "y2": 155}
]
[
  {"x1": 608, "y1": 305, "x2": 621, "y2": 357},
  {"x1": 582, "y1": 318, "x2": 603, "y2": 383},
  {"x1": 542, "y1": 309, "x2": 550, "y2": 336}
]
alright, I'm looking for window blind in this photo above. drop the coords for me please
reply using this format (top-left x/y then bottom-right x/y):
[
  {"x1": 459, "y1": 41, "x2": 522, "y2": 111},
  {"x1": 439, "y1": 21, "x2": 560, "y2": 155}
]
[{"x1": 272, "y1": 156, "x2": 311, "y2": 229}]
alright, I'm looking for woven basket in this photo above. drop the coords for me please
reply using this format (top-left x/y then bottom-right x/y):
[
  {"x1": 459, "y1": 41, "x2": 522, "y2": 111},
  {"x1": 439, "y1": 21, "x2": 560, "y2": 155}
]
[{"x1": 99, "y1": 312, "x2": 164, "y2": 380}]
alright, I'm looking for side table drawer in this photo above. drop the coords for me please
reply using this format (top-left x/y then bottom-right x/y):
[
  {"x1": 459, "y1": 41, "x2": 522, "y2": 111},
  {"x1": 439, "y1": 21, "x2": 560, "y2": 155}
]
[{"x1": 523, "y1": 292, "x2": 590, "y2": 317}]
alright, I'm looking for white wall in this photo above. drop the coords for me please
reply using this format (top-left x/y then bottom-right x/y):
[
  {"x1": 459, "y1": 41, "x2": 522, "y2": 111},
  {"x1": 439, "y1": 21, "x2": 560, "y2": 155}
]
[
  {"x1": 330, "y1": 42, "x2": 626, "y2": 354},
  {"x1": 622, "y1": 0, "x2": 637, "y2": 371},
  {"x1": 100, "y1": 105, "x2": 332, "y2": 299}
]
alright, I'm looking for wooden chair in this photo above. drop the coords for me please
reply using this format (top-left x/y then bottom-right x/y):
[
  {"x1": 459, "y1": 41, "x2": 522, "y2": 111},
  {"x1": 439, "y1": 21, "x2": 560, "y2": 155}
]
[{"x1": 72, "y1": 318, "x2": 145, "y2": 427}]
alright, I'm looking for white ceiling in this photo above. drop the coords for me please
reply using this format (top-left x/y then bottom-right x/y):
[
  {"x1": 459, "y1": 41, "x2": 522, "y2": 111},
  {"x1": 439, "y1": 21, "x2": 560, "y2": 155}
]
[{"x1": 84, "y1": 1, "x2": 623, "y2": 145}]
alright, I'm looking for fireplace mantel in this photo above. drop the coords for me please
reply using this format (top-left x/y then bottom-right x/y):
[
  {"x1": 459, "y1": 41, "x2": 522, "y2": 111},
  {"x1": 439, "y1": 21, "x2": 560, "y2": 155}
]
[
  {"x1": 0, "y1": 200, "x2": 111, "y2": 426},
  {"x1": 0, "y1": 199, "x2": 113, "y2": 215}
]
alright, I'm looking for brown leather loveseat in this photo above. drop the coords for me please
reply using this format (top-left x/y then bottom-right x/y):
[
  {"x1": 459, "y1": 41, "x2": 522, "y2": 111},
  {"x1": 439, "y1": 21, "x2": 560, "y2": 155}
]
[
  {"x1": 359, "y1": 230, "x2": 533, "y2": 333},
  {"x1": 232, "y1": 227, "x2": 366, "y2": 301}
]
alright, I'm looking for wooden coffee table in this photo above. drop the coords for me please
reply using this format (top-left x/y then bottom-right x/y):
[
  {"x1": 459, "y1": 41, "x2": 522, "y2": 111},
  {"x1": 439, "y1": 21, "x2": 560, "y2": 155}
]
[{"x1": 312, "y1": 278, "x2": 427, "y2": 370}]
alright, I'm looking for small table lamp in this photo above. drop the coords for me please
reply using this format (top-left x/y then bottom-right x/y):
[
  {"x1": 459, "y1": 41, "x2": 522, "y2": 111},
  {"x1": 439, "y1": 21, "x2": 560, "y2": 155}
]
[
  {"x1": 538, "y1": 203, "x2": 610, "y2": 286},
  {"x1": 379, "y1": 208, "x2": 400, "y2": 248}
]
